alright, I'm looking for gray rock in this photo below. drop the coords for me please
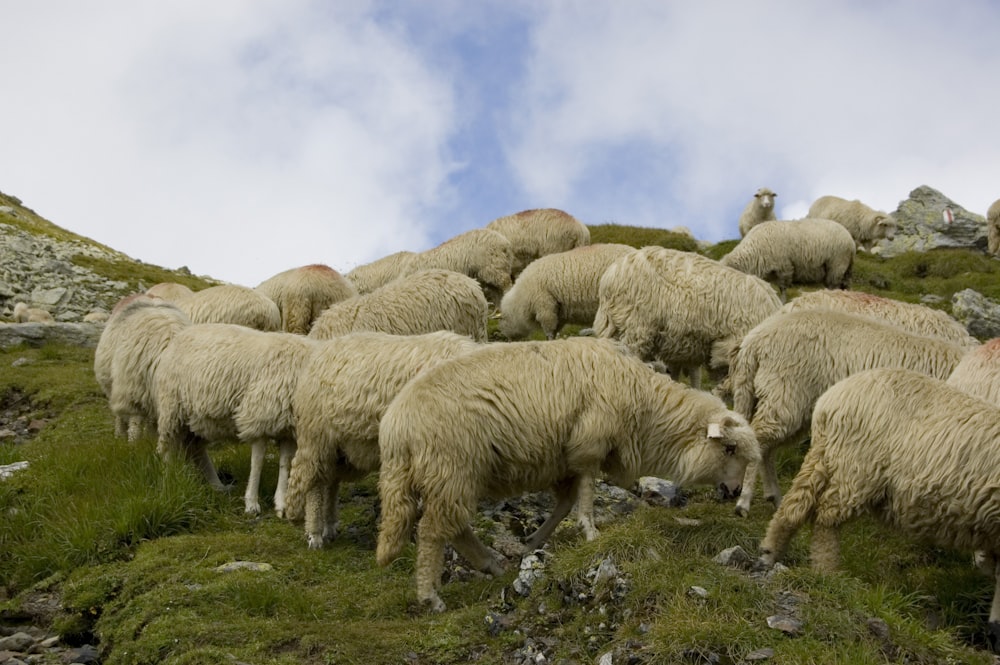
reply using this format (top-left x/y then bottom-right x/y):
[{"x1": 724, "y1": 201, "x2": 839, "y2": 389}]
[
  {"x1": 214, "y1": 561, "x2": 273, "y2": 573},
  {"x1": 713, "y1": 545, "x2": 753, "y2": 570},
  {"x1": 0, "y1": 323, "x2": 103, "y2": 350},
  {"x1": 513, "y1": 551, "x2": 547, "y2": 597},
  {"x1": 637, "y1": 476, "x2": 685, "y2": 508},
  {"x1": 0, "y1": 631, "x2": 34, "y2": 651},
  {"x1": 766, "y1": 614, "x2": 803, "y2": 635},
  {"x1": 952, "y1": 289, "x2": 1000, "y2": 340},
  {"x1": 881, "y1": 185, "x2": 988, "y2": 256}
]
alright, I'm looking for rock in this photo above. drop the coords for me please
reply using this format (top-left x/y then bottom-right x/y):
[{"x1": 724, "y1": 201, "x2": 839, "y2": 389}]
[
  {"x1": 0, "y1": 632, "x2": 34, "y2": 652},
  {"x1": 214, "y1": 561, "x2": 273, "y2": 573},
  {"x1": 513, "y1": 551, "x2": 547, "y2": 597},
  {"x1": 687, "y1": 586, "x2": 709, "y2": 599},
  {"x1": 0, "y1": 323, "x2": 104, "y2": 350},
  {"x1": 744, "y1": 647, "x2": 775, "y2": 660},
  {"x1": 713, "y1": 546, "x2": 753, "y2": 570},
  {"x1": 766, "y1": 614, "x2": 803, "y2": 635},
  {"x1": 881, "y1": 185, "x2": 988, "y2": 256},
  {"x1": 637, "y1": 476, "x2": 686, "y2": 508},
  {"x1": 0, "y1": 461, "x2": 29, "y2": 480},
  {"x1": 62, "y1": 643, "x2": 100, "y2": 664},
  {"x1": 952, "y1": 289, "x2": 1000, "y2": 340}
]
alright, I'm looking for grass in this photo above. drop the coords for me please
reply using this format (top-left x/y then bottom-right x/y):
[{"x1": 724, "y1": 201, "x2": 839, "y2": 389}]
[{"x1": 1, "y1": 225, "x2": 999, "y2": 663}]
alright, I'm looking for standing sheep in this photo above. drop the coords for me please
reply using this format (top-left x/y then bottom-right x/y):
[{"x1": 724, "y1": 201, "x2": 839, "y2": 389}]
[
  {"x1": 406, "y1": 228, "x2": 514, "y2": 306},
  {"x1": 375, "y1": 337, "x2": 761, "y2": 612},
  {"x1": 345, "y1": 251, "x2": 416, "y2": 295},
  {"x1": 779, "y1": 289, "x2": 979, "y2": 349},
  {"x1": 499, "y1": 243, "x2": 636, "y2": 340},
  {"x1": 757, "y1": 368, "x2": 1000, "y2": 649},
  {"x1": 308, "y1": 269, "x2": 488, "y2": 342},
  {"x1": 176, "y1": 284, "x2": 282, "y2": 331},
  {"x1": 12, "y1": 302, "x2": 54, "y2": 323},
  {"x1": 594, "y1": 247, "x2": 782, "y2": 388},
  {"x1": 988, "y1": 198, "x2": 1000, "y2": 257},
  {"x1": 730, "y1": 309, "x2": 968, "y2": 517},
  {"x1": 807, "y1": 195, "x2": 897, "y2": 252},
  {"x1": 720, "y1": 218, "x2": 855, "y2": 301},
  {"x1": 154, "y1": 324, "x2": 319, "y2": 515},
  {"x1": 485, "y1": 208, "x2": 591, "y2": 277},
  {"x1": 283, "y1": 331, "x2": 482, "y2": 548},
  {"x1": 737, "y1": 187, "x2": 778, "y2": 238},
  {"x1": 947, "y1": 337, "x2": 1000, "y2": 406},
  {"x1": 255, "y1": 264, "x2": 357, "y2": 335},
  {"x1": 94, "y1": 294, "x2": 192, "y2": 441}
]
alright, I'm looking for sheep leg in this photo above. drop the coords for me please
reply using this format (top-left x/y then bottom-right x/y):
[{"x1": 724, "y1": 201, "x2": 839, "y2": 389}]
[
  {"x1": 244, "y1": 439, "x2": 266, "y2": 515},
  {"x1": 185, "y1": 438, "x2": 227, "y2": 490},
  {"x1": 272, "y1": 439, "x2": 296, "y2": 517},
  {"x1": 989, "y1": 561, "x2": 1000, "y2": 651},
  {"x1": 114, "y1": 415, "x2": 127, "y2": 439},
  {"x1": 734, "y1": 458, "x2": 760, "y2": 517},
  {"x1": 809, "y1": 523, "x2": 841, "y2": 572},
  {"x1": 759, "y1": 448, "x2": 784, "y2": 509},
  {"x1": 415, "y1": 530, "x2": 448, "y2": 613},
  {"x1": 305, "y1": 480, "x2": 337, "y2": 550},
  {"x1": 452, "y1": 525, "x2": 505, "y2": 576},
  {"x1": 126, "y1": 415, "x2": 144, "y2": 443},
  {"x1": 524, "y1": 477, "x2": 578, "y2": 550},
  {"x1": 575, "y1": 475, "x2": 600, "y2": 541}
]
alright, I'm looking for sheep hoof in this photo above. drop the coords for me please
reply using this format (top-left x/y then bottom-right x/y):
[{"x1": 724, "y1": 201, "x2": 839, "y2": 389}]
[
  {"x1": 734, "y1": 505, "x2": 749, "y2": 518},
  {"x1": 307, "y1": 535, "x2": 324, "y2": 550},
  {"x1": 421, "y1": 595, "x2": 447, "y2": 613},
  {"x1": 244, "y1": 502, "x2": 261, "y2": 516},
  {"x1": 988, "y1": 621, "x2": 1000, "y2": 653}
]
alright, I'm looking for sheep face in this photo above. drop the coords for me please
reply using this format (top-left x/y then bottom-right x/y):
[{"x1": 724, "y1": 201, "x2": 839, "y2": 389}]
[
  {"x1": 673, "y1": 415, "x2": 760, "y2": 500},
  {"x1": 755, "y1": 188, "x2": 776, "y2": 211},
  {"x1": 875, "y1": 215, "x2": 897, "y2": 241}
]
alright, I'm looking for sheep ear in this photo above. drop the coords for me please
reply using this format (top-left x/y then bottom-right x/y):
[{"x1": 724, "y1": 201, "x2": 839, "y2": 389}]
[{"x1": 706, "y1": 423, "x2": 723, "y2": 439}]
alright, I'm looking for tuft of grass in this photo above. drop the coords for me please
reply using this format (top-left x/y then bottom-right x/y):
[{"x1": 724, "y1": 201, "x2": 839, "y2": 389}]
[{"x1": 588, "y1": 223, "x2": 700, "y2": 252}]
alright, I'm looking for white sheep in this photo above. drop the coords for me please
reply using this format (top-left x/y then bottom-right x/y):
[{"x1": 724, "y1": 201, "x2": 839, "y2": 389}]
[
  {"x1": 499, "y1": 243, "x2": 636, "y2": 340},
  {"x1": 988, "y1": 198, "x2": 1000, "y2": 257},
  {"x1": 345, "y1": 251, "x2": 417, "y2": 295},
  {"x1": 94, "y1": 294, "x2": 192, "y2": 441},
  {"x1": 757, "y1": 367, "x2": 1000, "y2": 648},
  {"x1": 593, "y1": 247, "x2": 782, "y2": 389},
  {"x1": 947, "y1": 337, "x2": 1000, "y2": 406},
  {"x1": 255, "y1": 264, "x2": 357, "y2": 335},
  {"x1": 778, "y1": 289, "x2": 979, "y2": 349},
  {"x1": 485, "y1": 208, "x2": 591, "y2": 277},
  {"x1": 12, "y1": 302, "x2": 54, "y2": 323},
  {"x1": 730, "y1": 309, "x2": 968, "y2": 517},
  {"x1": 307, "y1": 269, "x2": 488, "y2": 342},
  {"x1": 807, "y1": 195, "x2": 897, "y2": 252},
  {"x1": 720, "y1": 218, "x2": 856, "y2": 301},
  {"x1": 176, "y1": 284, "x2": 281, "y2": 331},
  {"x1": 145, "y1": 282, "x2": 194, "y2": 302},
  {"x1": 405, "y1": 228, "x2": 514, "y2": 306},
  {"x1": 154, "y1": 323, "x2": 319, "y2": 514},
  {"x1": 282, "y1": 331, "x2": 482, "y2": 548},
  {"x1": 374, "y1": 337, "x2": 761, "y2": 611},
  {"x1": 737, "y1": 188, "x2": 778, "y2": 238}
]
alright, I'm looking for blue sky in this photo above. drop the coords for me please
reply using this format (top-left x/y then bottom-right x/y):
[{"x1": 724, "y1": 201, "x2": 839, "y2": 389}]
[{"x1": 2, "y1": 1, "x2": 999, "y2": 286}]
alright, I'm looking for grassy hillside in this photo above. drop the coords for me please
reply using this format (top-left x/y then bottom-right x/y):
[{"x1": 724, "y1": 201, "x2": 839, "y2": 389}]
[{"x1": 1, "y1": 223, "x2": 999, "y2": 664}]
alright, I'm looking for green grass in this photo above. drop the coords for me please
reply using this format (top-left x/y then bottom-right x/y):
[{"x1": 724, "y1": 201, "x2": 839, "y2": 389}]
[{"x1": 2, "y1": 229, "x2": 1000, "y2": 663}]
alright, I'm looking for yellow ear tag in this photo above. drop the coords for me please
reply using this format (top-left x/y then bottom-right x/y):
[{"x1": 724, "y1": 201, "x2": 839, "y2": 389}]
[{"x1": 707, "y1": 423, "x2": 722, "y2": 439}]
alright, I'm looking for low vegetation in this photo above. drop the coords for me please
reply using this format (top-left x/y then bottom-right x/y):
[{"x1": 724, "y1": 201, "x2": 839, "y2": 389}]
[{"x1": 1, "y1": 226, "x2": 999, "y2": 663}]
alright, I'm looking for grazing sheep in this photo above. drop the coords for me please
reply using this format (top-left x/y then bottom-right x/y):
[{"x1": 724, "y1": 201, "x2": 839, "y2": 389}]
[
  {"x1": 757, "y1": 368, "x2": 1000, "y2": 648},
  {"x1": 485, "y1": 208, "x2": 591, "y2": 277},
  {"x1": 83, "y1": 310, "x2": 109, "y2": 324},
  {"x1": 283, "y1": 331, "x2": 482, "y2": 548},
  {"x1": 730, "y1": 309, "x2": 968, "y2": 517},
  {"x1": 94, "y1": 294, "x2": 192, "y2": 441},
  {"x1": 720, "y1": 218, "x2": 855, "y2": 301},
  {"x1": 406, "y1": 228, "x2": 514, "y2": 306},
  {"x1": 499, "y1": 243, "x2": 636, "y2": 340},
  {"x1": 12, "y1": 302, "x2": 54, "y2": 323},
  {"x1": 345, "y1": 251, "x2": 417, "y2": 294},
  {"x1": 779, "y1": 289, "x2": 979, "y2": 348},
  {"x1": 154, "y1": 324, "x2": 319, "y2": 514},
  {"x1": 807, "y1": 195, "x2": 897, "y2": 251},
  {"x1": 308, "y1": 269, "x2": 488, "y2": 342},
  {"x1": 737, "y1": 188, "x2": 778, "y2": 238},
  {"x1": 594, "y1": 247, "x2": 781, "y2": 388},
  {"x1": 947, "y1": 337, "x2": 1000, "y2": 406},
  {"x1": 176, "y1": 284, "x2": 281, "y2": 331},
  {"x1": 988, "y1": 198, "x2": 1000, "y2": 257},
  {"x1": 375, "y1": 337, "x2": 761, "y2": 611},
  {"x1": 145, "y1": 282, "x2": 194, "y2": 302},
  {"x1": 255, "y1": 264, "x2": 357, "y2": 334}
]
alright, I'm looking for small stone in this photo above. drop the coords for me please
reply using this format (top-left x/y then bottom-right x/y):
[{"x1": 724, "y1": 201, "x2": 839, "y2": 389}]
[
  {"x1": 214, "y1": 561, "x2": 273, "y2": 573},
  {"x1": 744, "y1": 647, "x2": 775, "y2": 660},
  {"x1": 713, "y1": 546, "x2": 753, "y2": 570},
  {"x1": 0, "y1": 631, "x2": 34, "y2": 652},
  {"x1": 62, "y1": 643, "x2": 100, "y2": 664},
  {"x1": 687, "y1": 585, "x2": 709, "y2": 599},
  {"x1": 766, "y1": 614, "x2": 803, "y2": 635},
  {"x1": 598, "y1": 651, "x2": 614, "y2": 665}
]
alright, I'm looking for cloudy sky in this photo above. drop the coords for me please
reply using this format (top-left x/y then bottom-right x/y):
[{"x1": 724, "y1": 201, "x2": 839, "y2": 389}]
[{"x1": 2, "y1": 1, "x2": 998, "y2": 287}]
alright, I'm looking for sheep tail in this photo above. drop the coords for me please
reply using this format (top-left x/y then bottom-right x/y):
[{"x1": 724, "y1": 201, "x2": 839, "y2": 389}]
[
  {"x1": 375, "y1": 443, "x2": 419, "y2": 567},
  {"x1": 281, "y1": 442, "x2": 316, "y2": 522},
  {"x1": 592, "y1": 304, "x2": 615, "y2": 338},
  {"x1": 730, "y1": 344, "x2": 759, "y2": 421}
]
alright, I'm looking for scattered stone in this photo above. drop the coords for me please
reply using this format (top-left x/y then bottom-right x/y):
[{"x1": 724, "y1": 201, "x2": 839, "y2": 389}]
[
  {"x1": 766, "y1": 614, "x2": 803, "y2": 635},
  {"x1": 214, "y1": 561, "x2": 273, "y2": 573},
  {"x1": 514, "y1": 551, "x2": 547, "y2": 597},
  {"x1": 744, "y1": 647, "x2": 775, "y2": 660},
  {"x1": 0, "y1": 632, "x2": 34, "y2": 652},
  {"x1": 882, "y1": 185, "x2": 988, "y2": 255},
  {"x1": 637, "y1": 477, "x2": 686, "y2": 508},
  {"x1": 713, "y1": 546, "x2": 753, "y2": 570},
  {"x1": 62, "y1": 643, "x2": 100, "y2": 664},
  {"x1": 0, "y1": 461, "x2": 29, "y2": 480},
  {"x1": 598, "y1": 651, "x2": 614, "y2": 665},
  {"x1": 952, "y1": 289, "x2": 1000, "y2": 340},
  {"x1": 687, "y1": 586, "x2": 709, "y2": 599}
]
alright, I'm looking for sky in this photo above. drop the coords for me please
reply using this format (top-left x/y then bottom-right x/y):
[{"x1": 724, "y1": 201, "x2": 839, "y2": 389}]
[{"x1": 2, "y1": 1, "x2": 999, "y2": 287}]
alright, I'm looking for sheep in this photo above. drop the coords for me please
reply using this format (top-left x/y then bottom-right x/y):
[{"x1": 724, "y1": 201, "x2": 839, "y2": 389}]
[
  {"x1": 154, "y1": 323, "x2": 319, "y2": 514},
  {"x1": 83, "y1": 310, "x2": 109, "y2": 324},
  {"x1": 145, "y1": 282, "x2": 194, "y2": 302},
  {"x1": 947, "y1": 337, "x2": 1000, "y2": 406},
  {"x1": 345, "y1": 251, "x2": 417, "y2": 295},
  {"x1": 988, "y1": 198, "x2": 1000, "y2": 257},
  {"x1": 485, "y1": 208, "x2": 591, "y2": 277},
  {"x1": 737, "y1": 188, "x2": 778, "y2": 238},
  {"x1": 720, "y1": 218, "x2": 855, "y2": 301},
  {"x1": 807, "y1": 195, "x2": 897, "y2": 252},
  {"x1": 282, "y1": 331, "x2": 482, "y2": 548},
  {"x1": 374, "y1": 337, "x2": 761, "y2": 611},
  {"x1": 756, "y1": 367, "x2": 1000, "y2": 649},
  {"x1": 593, "y1": 246, "x2": 782, "y2": 389},
  {"x1": 406, "y1": 228, "x2": 514, "y2": 306},
  {"x1": 730, "y1": 309, "x2": 968, "y2": 517},
  {"x1": 94, "y1": 294, "x2": 192, "y2": 441},
  {"x1": 255, "y1": 264, "x2": 357, "y2": 334},
  {"x1": 499, "y1": 243, "x2": 636, "y2": 340},
  {"x1": 778, "y1": 289, "x2": 979, "y2": 349},
  {"x1": 176, "y1": 284, "x2": 281, "y2": 331},
  {"x1": 12, "y1": 302, "x2": 54, "y2": 323},
  {"x1": 308, "y1": 269, "x2": 488, "y2": 342}
]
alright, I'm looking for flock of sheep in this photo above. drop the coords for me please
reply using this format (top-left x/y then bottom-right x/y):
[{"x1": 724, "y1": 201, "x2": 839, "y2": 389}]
[{"x1": 91, "y1": 196, "x2": 1000, "y2": 645}]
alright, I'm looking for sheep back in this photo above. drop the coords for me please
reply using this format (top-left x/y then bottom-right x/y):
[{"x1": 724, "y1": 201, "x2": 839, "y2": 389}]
[
  {"x1": 499, "y1": 243, "x2": 636, "y2": 340},
  {"x1": 256, "y1": 264, "x2": 357, "y2": 334},
  {"x1": 947, "y1": 338, "x2": 1000, "y2": 405},
  {"x1": 807, "y1": 195, "x2": 897, "y2": 251},
  {"x1": 177, "y1": 284, "x2": 281, "y2": 331},
  {"x1": 145, "y1": 282, "x2": 194, "y2": 302},
  {"x1": 486, "y1": 208, "x2": 591, "y2": 276},
  {"x1": 346, "y1": 251, "x2": 417, "y2": 294},
  {"x1": 308, "y1": 269, "x2": 488, "y2": 341},
  {"x1": 407, "y1": 228, "x2": 514, "y2": 304}
]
